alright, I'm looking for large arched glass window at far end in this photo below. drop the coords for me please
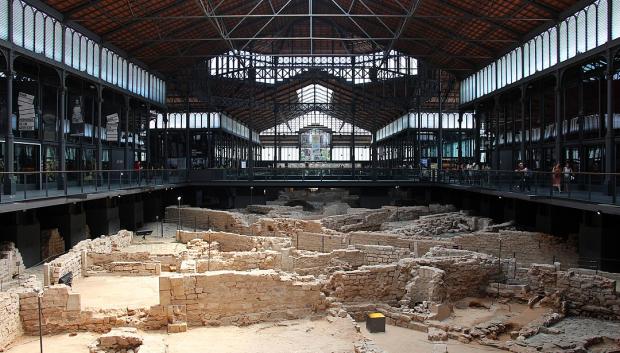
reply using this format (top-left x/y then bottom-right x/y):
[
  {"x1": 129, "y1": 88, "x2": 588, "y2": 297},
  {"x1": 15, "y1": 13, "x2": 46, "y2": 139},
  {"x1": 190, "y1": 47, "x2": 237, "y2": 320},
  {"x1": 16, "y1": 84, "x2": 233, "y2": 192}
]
[{"x1": 260, "y1": 111, "x2": 370, "y2": 136}]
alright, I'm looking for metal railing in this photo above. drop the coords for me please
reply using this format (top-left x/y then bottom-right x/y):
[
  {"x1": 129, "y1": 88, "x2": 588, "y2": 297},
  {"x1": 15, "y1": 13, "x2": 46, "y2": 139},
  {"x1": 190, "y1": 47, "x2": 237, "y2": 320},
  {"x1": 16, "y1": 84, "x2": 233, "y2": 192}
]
[
  {"x1": 2, "y1": 166, "x2": 619, "y2": 206},
  {"x1": 215, "y1": 167, "x2": 619, "y2": 205},
  {"x1": 436, "y1": 169, "x2": 619, "y2": 205},
  {"x1": 0, "y1": 169, "x2": 188, "y2": 203}
]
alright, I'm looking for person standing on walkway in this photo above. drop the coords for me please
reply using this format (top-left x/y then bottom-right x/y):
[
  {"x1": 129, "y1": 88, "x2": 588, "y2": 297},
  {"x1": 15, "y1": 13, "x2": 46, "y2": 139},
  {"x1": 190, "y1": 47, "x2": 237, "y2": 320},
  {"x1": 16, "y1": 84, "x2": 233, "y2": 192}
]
[
  {"x1": 552, "y1": 163, "x2": 562, "y2": 193},
  {"x1": 563, "y1": 162, "x2": 574, "y2": 192},
  {"x1": 515, "y1": 162, "x2": 531, "y2": 191}
]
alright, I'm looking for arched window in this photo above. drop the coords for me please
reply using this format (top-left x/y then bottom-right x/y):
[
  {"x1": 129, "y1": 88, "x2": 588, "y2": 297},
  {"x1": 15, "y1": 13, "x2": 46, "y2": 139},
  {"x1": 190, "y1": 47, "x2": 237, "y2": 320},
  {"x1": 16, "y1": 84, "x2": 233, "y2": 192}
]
[
  {"x1": 567, "y1": 16, "x2": 577, "y2": 58},
  {"x1": 86, "y1": 40, "x2": 93, "y2": 75},
  {"x1": 613, "y1": 0, "x2": 620, "y2": 38},
  {"x1": 128, "y1": 64, "x2": 134, "y2": 92},
  {"x1": 93, "y1": 43, "x2": 99, "y2": 78},
  {"x1": 121, "y1": 59, "x2": 127, "y2": 89},
  {"x1": 112, "y1": 54, "x2": 118, "y2": 85},
  {"x1": 80, "y1": 36, "x2": 87, "y2": 71},
  {"x1": 106, "y1": 51, "x2": 113, "y2": 82},
  {"x1": 64, "y1": 28, "x2": 72, "y2": 65},
  {"x1": 45, "y1": 17, "x2": 54, "y2": 58},
  {"x1": 54, "y1": 22, "x2": 62, "y2": 62},
  {"x1": 101, "y1": 48, "x2": 108, "y2": 81},
  {"x1": 23, "y1": 5, "x2": 33, "y2": 50},
  {"x1": 72, "y1": 32, "x2": 80, "y2": 69},
  {"x1": 559, "y1": 22, "x2": 568, "y2": 61},
  {"x1": 536, "y1": 35, "x2": 543, "y2": 71},
  {"x1": 515, "y1": 47, "x2": 522, "y2": 80},
  {"x1": 599, "y1": 0, "x2": 609, "y2": 43},
  {"x1": 12, "y1": 0, "x2": 23, "y2": 46},
  {"x1": 529, "y1": 39, "x2": 536, "y2": 74},
  {"x1": 549, "y1": 27, "x2": 558, "y2": 66},
  {"x1": 587, "y1": 5, "x2": 598, "y2": 49},
  {"x1": 0, "y1": 0, "x2": 8, "y2": 40},
  {"x1": 577, "y1": 10, "x2": 587, "y2": 53},
  {"x1": 541, "y1": 32, "x2": 550, "y2": 69},
  {"x1": 34, "y1": 11, "x2": 44, "y2": 54}
]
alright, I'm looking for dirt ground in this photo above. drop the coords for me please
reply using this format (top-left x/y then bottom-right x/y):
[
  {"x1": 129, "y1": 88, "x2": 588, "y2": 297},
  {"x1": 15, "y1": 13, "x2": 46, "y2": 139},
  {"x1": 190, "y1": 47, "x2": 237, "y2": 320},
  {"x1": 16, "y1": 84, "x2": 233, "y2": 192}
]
[
  {"x1": 360, "y1": 325, "x2": 505, "y2": 353},
  {"x1": 6, "y1": 318, "x2": 361, "y2": 353},
  {"x1": 71, "y1": 276, "x2": 160, "y2": 310},
  {"x1": 448, "y1": 297, "x2": 550, "y2": 332}
]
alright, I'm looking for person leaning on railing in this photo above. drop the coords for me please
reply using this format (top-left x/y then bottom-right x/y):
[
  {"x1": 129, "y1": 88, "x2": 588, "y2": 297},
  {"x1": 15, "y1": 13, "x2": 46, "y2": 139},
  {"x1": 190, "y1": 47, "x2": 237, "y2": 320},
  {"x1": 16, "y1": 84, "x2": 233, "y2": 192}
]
[{"x1": 514, "y1": 162, "x2": 531, "y2": 192}]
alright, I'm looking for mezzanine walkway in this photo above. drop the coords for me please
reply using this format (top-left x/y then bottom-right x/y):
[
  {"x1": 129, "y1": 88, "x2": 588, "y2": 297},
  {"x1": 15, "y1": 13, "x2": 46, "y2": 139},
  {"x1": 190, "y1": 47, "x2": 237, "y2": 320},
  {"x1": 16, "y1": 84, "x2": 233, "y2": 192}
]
[{"x1": 2, "y1": 168, "x2": 619, "y2": 215}]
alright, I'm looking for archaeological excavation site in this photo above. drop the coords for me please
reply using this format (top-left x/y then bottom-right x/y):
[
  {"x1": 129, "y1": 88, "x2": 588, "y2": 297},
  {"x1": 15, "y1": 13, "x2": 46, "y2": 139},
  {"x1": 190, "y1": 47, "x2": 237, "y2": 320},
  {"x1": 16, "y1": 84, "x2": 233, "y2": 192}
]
[{"x1": 1, "y1": 188, "x2": 619, "y2": 353}]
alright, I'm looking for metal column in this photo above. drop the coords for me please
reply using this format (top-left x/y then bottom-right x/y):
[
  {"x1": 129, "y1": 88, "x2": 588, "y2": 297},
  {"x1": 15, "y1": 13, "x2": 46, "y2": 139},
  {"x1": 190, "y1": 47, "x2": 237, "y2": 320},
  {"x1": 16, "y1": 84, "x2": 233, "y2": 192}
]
[
  {"x1": 520, "y1": 85, "x2": 527, "y2": 163},
  {"x1": 57, "y1": 71, "x2": 67, "y2": 190},
  {"x1": 554, "y1": 75, "x2": 563, "y2": 165},
  {"x1": 493, "y1": 96, "x2": 501, "y2": 169},
  {"x1": 416, "y1": 94, "x2": 422, "y2": 166},
  {"x1": 96, "y1": 86, "x2": 103, "y2": 171},
  {"x1": 350, "y1": 102, "x2": 356, "y2": 172},
  {"x1": 163, "y1": 110, "x2": 169, "y2": 168},
  {"x1": 123, "y1": 96, "x2": 130, "y2": 170},
  {"x1": 273, "y1": 105, "x2": 278, "y2": 164},
  {"x1": 437, "y1": 69, "x2": 443, "y2": 170},
  {"x1": 3, "y1": 52, "x2": 15, "y2": 195},
  {"x1": 186, "y1": 96, "x2": 191, "y2": 171},
  {"x1": 457, "y1": 111, "x2": 463, "y2": 164},
  {"x1": 474, "y1": 106, "x2": 481, "y2": 164},
  {"x1": 605, "y1": 54, "x2": 616, "y2": 185}
]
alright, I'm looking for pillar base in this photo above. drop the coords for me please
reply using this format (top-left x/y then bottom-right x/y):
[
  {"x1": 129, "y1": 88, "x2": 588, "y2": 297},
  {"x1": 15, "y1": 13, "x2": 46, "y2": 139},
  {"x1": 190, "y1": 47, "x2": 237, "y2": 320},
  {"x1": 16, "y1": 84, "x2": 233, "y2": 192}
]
[{"x1": 3, "y1": 179, "x2": 16, "y2": 196}]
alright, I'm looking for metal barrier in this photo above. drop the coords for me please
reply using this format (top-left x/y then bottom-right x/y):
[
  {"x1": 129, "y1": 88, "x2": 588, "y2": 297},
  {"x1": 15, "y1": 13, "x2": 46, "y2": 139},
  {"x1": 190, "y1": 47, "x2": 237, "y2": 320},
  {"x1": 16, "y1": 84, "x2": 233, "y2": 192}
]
[
  {"x1": 0, "y1": 169, "x2": 188, "y2": 203},
  {"x1": 214, "y1": 167, "x2": 620, "y2": 205},
  {"x1": 2, "y1": 166, "x2": 619, "y2": 207}
]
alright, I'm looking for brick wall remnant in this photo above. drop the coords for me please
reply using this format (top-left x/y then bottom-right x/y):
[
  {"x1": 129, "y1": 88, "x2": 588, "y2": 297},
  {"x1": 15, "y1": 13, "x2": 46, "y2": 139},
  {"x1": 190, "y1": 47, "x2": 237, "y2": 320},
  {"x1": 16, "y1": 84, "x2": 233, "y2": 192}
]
[{"x1": 40, "y1": 228, "x2": 65, "y2": 260}]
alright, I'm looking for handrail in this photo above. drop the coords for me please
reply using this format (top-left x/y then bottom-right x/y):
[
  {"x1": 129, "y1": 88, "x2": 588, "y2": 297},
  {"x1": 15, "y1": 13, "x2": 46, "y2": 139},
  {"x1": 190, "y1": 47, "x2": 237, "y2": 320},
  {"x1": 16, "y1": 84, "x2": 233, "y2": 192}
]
[
  {"x1": 0, "y1": 168, "x2": 187, "y2": 175},
  {"x1": 0, "y1": 168, "x2": 189, "y2": 204}
]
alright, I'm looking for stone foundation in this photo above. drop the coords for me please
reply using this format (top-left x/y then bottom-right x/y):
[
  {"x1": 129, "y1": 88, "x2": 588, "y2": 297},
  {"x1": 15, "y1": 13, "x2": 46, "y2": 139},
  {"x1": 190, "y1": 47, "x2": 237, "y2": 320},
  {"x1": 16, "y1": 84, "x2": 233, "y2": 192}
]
[
  {"x1": 0, "y1": 292, "x2": 22, "y2": 349},
  {"x1": 18, "y1": 285, "x2": 167, "y2": 335},
  {"x1": 158, "y1": 271, "x2": 324, "y2": 326},
  {"x1": 176, "y1": 230, "x2": 291, "y2": 251},
  {"x1": 524, "y1": 264, "x2": 620, "y2": 320},
  {"x1": 452, "y1": 230, "x2": 578, "y2": 269},
  {"x1": 44, "y1": 230, "x2": 133, "y2": 285},
  {"x1": 0, "y1": 242, "x2": 26, "y2": 283}
]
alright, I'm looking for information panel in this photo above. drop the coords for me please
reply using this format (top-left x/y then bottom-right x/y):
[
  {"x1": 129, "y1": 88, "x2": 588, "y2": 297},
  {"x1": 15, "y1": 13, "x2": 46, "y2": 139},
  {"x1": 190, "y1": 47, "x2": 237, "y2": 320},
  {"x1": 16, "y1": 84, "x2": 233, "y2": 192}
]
[{"x1": 300, "y1": 128, "x2": 331, "y2": 161}]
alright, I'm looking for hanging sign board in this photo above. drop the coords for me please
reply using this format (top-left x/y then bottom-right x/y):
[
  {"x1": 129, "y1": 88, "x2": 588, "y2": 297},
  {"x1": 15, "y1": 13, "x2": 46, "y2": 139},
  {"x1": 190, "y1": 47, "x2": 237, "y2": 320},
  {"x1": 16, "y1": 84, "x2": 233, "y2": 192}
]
[
  {"x1": 71, "y1": 98, "x2": 83, "y2": 124},
  {"x1": 18, "y1": 92, "x2": 35, "y2": 131},
  {"x1": 70, "y1": 98, "x2": 85, "y2": 136},
  {"x1": 106, "y1": 113, "x2": 119, "y2": 142}
]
